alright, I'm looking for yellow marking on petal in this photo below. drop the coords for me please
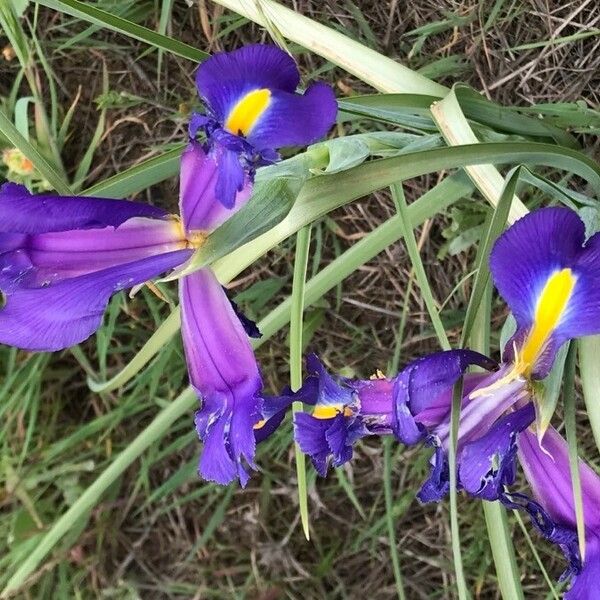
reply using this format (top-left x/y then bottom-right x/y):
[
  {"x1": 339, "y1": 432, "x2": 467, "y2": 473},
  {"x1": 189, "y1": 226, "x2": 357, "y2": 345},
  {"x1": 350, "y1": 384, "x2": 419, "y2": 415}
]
[
  {"x1": 520, "y1": 268, "x2": 576, "y2": 374},
  {"x1": 312, "y1": 404, "x2": 353, "y2": 419},
  {"x1": 225, "y1": 88, "x2": 271, "y2": 137},
  {"x1": 253, "y1": 419, "x2": 267, "y2": 430}
]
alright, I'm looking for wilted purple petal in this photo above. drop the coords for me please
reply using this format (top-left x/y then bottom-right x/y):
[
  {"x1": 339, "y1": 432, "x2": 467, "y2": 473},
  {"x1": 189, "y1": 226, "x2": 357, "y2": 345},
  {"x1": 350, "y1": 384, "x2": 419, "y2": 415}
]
[
  {"x1": 180, "y1": 267, "x2": 263, "y2": 486},
  {"x1": 459, "y1": 403, "x2": 535, "y2": 500}
]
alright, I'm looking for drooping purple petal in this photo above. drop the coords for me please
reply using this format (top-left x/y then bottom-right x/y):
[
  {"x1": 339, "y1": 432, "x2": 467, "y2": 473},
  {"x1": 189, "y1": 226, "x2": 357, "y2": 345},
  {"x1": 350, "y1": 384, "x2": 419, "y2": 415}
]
[
  {"x1": 245, "y1": 83, "x2": 337, "y2": 151},
  {"x1": 294, "y1": 412, "x2": 331, "y2": 476},
  {"x1": 392, "y1": 349, "x2": 497, "y2": 445},
  {"x1": 565, "y1": 538, "x2": 600, "y2": 600},
  {"x1": 179, "y1": 141, "x2": 252, "y2": 231},
  {"x1": 254, "y1": 376, "x2": 321, "y2": 444},
  {"x1": 1, "y1": 217, "x2": 188, "y2": 289},
  {"x1": 518, "y1": 426, "x2": 600, "y2": 533},
  {"x1": 511, "y1": 426, "x2": 600, "y2": 596},
  {"x1": 459, "y1": 403, "x2": 535, "y2": 500},
  {"x1": 0, "y1": 182, "x2": 167, "y2": 234},
  {"x1": 180, "y1": 267, "x2": 263, "y2": 486},
  {"x1": 0, "y1": 249, "x2": 191, "y2": 351},
  {"x1": 195, "y1": 44, "x2": 300, "y2": 124}
]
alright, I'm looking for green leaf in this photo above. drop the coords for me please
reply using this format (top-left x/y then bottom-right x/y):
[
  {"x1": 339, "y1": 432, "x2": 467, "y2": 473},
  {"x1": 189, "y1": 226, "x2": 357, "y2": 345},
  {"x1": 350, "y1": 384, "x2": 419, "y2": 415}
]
[
  {"x1": 32, "y1": 0, "x2": 208, "y2": 62},
  {"x1": 563, "y1": 344, "x2": 586, "y2": 562},
  {"x1": 531, "y1": 343, "x2": 569, "y2": 439},
  {"x1": 289, "y1": 226, "x2": 312, "y2": 540},
  {"x1": 84, "y1": 145, "x2": 184, "y2": 198},
  {"x1": 579, "y1": 336, "x2": 600, "y2": 455},
  {"x1": 166, "y1": 163, "x2": 309, "y2": 280}
]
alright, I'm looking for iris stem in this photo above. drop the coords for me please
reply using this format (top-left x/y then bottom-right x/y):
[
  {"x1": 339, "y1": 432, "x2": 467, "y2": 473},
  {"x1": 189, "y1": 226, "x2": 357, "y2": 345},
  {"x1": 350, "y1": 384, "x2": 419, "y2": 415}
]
[
  {"x1": 290, "y1": 225, "x2": 312, "y2": 540},
  {"x1": 563, "y1": 342, "x2": 586, "y2": 562}
]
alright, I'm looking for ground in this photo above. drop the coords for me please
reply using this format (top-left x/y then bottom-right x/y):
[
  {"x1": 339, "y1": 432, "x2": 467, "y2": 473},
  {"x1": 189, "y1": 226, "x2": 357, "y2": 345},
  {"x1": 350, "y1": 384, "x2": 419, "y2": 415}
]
[{"x1": 0, "y1": 1, "x2": 599, "y2": 598}]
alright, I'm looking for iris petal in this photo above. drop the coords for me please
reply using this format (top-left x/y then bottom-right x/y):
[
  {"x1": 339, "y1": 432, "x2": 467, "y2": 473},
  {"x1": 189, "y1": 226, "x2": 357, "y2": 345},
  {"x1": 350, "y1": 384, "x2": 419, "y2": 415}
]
[
  {"x1": 490, "y1": 207, "x2": 600, "y2": 377},
  {"x1": 195, "y1": 44, "x2": 300, "y2": 123},
  {"x1": 0, "y1": 249, "x2": 191, "y2": 351},
  {"x1": 179, "y1": 142, "x2": 252, "y2": 231},
  {"x1": 180, "y1": 268, "x2": 263, "y2": 486},
  {"x1": 246, "y1": 83, "x2": 337, "y2": 151},
  {"x1": 0, "y1": 182, "x2": 166, "y2": 233}
]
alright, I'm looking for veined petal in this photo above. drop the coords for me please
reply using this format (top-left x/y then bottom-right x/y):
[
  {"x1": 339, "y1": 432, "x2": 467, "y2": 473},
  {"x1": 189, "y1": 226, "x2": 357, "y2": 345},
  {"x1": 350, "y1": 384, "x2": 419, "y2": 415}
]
[
  {"x1": 195, "y1": 44, "x2": 300, "y2": 125},
  {"x1": 180, "y1": 267, "x2": 263, "y2": 486},
  {"x1": 518, "y1": 427, "x2": 600, "y2": 532},
  {"x1": 245, "y1": 83, "x2": 337, "y2": 151},
  {"x1": 0, "y1": 182, "x2": 166, "y2": 233},
  {"x1": 0, "y1": 249, "x2": 191, "y2": 351},
  {"x1": 3, "y1": 217, "x2": 187, "y2": 288},
  {"x1": 459, "y1": 403, "x2": 535, "y2": 500},
  {"x1": 515, "y1": 427, "x2": 600, "y2": 596},
  {"x1": 179, "y1": 141, "x2": 252, "y2": 230},
  {"x1": 392, "y1": 349, "x2": 496, "y2": 445},
  {"x1": 491, "y1": 207, "x2": 600, "y2": 377}
]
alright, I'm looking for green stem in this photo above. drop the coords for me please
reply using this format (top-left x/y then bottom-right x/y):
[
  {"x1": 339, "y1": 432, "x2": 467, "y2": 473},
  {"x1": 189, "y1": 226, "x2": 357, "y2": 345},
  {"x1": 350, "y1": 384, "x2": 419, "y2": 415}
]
[
  {"x1": 290, "y1": 226, "x2": 312, "y2": 540},
  {"x1": 563, "y1": 343, "x2": 586, "y2": 562}
]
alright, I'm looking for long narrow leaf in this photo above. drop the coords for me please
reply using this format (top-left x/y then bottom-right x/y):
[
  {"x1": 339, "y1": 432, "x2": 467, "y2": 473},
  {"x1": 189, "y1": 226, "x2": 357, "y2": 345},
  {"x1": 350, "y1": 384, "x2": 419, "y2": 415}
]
[{"x1": 32, "y1": 0, "x2": 208, "y2": 62}]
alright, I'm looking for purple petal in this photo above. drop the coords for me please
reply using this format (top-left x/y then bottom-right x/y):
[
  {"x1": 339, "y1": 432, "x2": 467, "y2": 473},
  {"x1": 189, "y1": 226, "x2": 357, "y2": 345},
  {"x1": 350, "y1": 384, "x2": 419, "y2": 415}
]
[
  {"x1": 214, "y1": 144, "x2": 247, "y2": 210},
  {"x1": 195, "y1": 44, "x2": 300, "y2": 123},
  {"x1": 0, "y1": 182, "x2": 166, "y2": 234},
  {"x1": 392, "y1": 349, "x2": 496, "y2": 444},
  {"x1": 417, "y1": 442, "x2": 450, "y2": 503},
  {"x1": 180, "y1": 268, "x2": 263, "y2": 486},
  {"x1": 2, "y1": 217, "x2": 187, "y2": 288},
  {"x1": 565, "y1": 538, "x2": 600, "y2": 600},
  {"x1": 305, "y1": 353, "x2": 355, "y2": 408},
  {"x1": 246, "y1": 82, "x2": 337, "y2": 151},
  {"x1": 179, "y1": 141, "x2": 252, "y2": 231},
  {"x1": 294, "y1": 412, "x2": 330, "y2": 476},
  {"x1": 0, "y1": 249, "x2": 191, "y2": 351},
  {"x1": 459, "y1": 403, "x2": 535, "y2": 500},
  {"x1": 518, "y1": 426, "x2": 600, "y2": 532},
  {"x1": 491, "y1": 207, "x2": 600, "y2": 376},
  {"x1": 490, "y1": 207, "x2": 583, "y2": 329}
]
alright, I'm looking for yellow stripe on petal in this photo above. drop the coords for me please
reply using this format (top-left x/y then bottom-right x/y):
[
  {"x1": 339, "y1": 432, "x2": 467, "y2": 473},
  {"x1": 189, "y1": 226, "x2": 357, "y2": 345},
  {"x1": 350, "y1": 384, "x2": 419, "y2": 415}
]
[
  {"x1": 520, "y1": 268, "x2": 576, "y2": 372},
  {"x1": 224, "y1": 88, "x2": 271, "y2": 137},
  {"x1": 312, "y1": 405, "x2": 353, "y2": 419}
]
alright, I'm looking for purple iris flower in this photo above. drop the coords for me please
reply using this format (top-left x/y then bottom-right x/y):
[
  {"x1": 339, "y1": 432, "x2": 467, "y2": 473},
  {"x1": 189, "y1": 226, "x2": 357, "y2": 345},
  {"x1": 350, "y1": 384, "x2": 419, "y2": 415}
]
[
  {"x1": 392, "y1": 207, "x2": 600, "y2": 504},
  {"x1": 510, "y1": 426, "x2": 600, "y2": 599},
  {"x1": 0, "y1": 182, "x2": 193, "y2": 351},
  {"x1": 190, "y1": 44, "x2": 337, "y2": 208},
  {"x1": 294, "y1": 353, "x2": 406, "y2": 476}
]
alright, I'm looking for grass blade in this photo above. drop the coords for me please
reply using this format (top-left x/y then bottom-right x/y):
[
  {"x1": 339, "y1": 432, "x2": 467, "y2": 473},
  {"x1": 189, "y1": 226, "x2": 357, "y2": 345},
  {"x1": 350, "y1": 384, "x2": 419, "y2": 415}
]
[
  {"x1": 213, "y1": 0, "x2": 447, "y2": 97},
  {"x1": 32, "y1": 0, "x2": 208, "y2": 62},
  {"x1": 578, "y1": 336, "x2": 600, "y2": 456},
  {"x1": 0, "y1": 108, "x2": 71, "y2": 194},
  {"x1": 290, "y1": 226, "x2": 312, "y2": 540},
  {"x1": 430, "y1": 86, "x2": 528, "y2": 224},
  {"x1": 563, "y1": 343, "x2": 586, "y2": 562},
  {"x1": 392, "y1": 183, "x2": 450, "y2": 350}
]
